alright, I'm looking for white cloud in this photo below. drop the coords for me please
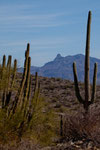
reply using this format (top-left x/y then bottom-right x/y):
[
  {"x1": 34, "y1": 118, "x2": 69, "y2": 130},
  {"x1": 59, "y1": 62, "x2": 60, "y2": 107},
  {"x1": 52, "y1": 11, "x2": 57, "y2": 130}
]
[
  {"x1": 0, "y1": 3, "x2": 70, "y2": 30},
  {"x1": 0, "y1": 36, "x2": 71, "y2": 48}
]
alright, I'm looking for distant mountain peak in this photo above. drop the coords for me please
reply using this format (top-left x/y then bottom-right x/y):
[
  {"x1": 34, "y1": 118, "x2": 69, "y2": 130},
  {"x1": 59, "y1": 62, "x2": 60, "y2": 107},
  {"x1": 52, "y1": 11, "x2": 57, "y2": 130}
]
[
  {"x1": 54, "y1": 53, "x2": 62, "y2": 61},
  {"x1": 57, "y1": 53, "x2": 62, "y2": 58}
]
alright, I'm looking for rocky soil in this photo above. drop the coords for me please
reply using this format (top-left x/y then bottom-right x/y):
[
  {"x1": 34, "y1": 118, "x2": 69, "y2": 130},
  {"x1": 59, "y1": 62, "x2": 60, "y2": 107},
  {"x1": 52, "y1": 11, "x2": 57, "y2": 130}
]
[
  {"x1": 0, "y1": 139, "x2": 100, "y2": 150},
  {"x1": 1, "y1": 73, "x2": 100, "y2": 150}
]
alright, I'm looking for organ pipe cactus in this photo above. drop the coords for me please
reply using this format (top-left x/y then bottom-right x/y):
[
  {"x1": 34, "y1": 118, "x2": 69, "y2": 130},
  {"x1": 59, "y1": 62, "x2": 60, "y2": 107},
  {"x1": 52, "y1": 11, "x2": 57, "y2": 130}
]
[
  {"x1": 0, "y1": 43, "x2": 40, "y2": 126},
  {"x1": 2, "y1": 55, "x2": 6, "y2": 69},
  {"x1": 73, "y1": 11, "x2": 97, "y2": 112},
  {"x1": 7, "y1": 55, "x2": 12, "y2": 91},
  {"x1": 1, "y1": 55, "x2": 6, "y2": 80},
  {"x1": 6, "y1": 59, "x2": 17, "y2": 108},
  {"x1": 34, "y1": 72, "x2": 38, "y2": 93},
  {"x1": 10, "y1": 43, "x2": 40, "y2": 121},
  {"x1": 11, "y1": 59, "x2": 17, "y2": 89},
  {"x1": 26, "y1": 72, "x2": 40, "y2": 123},
  {"x1": 18, "y1": 43, "x2": 30, "y2": 106},
  {"x1": 3, "y1": 55, "x2": 12, "y2": 107},
  {"x1": 22, "y1": 57, "x2": 31, "y2": 117},
  {"x1": 10, "y1": 43, "x2": 30, "y2": 114}
]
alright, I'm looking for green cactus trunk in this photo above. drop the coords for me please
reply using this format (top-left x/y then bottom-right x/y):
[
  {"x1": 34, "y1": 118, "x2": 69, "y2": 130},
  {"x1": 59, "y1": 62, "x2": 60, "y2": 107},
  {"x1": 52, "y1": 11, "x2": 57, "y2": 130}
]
[
  {"x1": 1, "y1": 55, "x2": 6, "y2": 80},
  {"x1": 10, "y1": 43, "x2": 30, "y2": 114},
  {"x1": 18, "y1": 43, "x2": 30, "y2": 106},
  {"x1": 84, "y1": 11, "x2": 91, "y2": 111},
  {"x1": 21, "y1": 57, "x2": 31, "y2": 118}
]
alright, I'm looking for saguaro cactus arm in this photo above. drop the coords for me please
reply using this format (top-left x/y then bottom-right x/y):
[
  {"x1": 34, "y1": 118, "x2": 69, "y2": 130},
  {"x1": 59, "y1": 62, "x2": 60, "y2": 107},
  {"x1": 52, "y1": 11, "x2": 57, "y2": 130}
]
[
  {"x1": 91, "y1": 63, "x2": 97, "y2": 103},
  {"x1": 73, "y1": 62, "x2": 84, "y2": 104}
]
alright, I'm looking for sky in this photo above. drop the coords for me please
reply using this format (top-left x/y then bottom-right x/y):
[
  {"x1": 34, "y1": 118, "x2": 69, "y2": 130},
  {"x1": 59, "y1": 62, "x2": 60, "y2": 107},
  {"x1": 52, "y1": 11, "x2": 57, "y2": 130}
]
[{"x1": 0, "y1": 0, "x2": 100, "y2": 67}]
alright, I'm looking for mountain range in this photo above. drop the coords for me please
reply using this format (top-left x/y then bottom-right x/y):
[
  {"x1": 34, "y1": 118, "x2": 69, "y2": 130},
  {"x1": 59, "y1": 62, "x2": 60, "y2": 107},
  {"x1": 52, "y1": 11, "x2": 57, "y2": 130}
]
[{"x1": 19, "y1": 54, "x2": 100, "y2": 83}]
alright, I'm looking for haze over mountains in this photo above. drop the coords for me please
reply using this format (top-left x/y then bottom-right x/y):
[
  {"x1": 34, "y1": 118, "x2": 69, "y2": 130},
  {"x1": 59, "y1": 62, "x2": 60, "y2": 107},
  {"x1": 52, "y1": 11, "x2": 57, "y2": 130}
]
[{"x1": 19, "y1": 54, "x2": 100, "y2": 83}]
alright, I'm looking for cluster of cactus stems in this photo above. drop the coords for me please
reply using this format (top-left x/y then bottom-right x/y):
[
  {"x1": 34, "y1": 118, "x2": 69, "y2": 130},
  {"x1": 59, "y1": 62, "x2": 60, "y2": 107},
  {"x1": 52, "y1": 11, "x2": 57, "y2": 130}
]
[
  {"x1": 0, "y1": 55, "x2": 15, "y2": 108},
  {"x1": 73, "y1": 11, "x2": 97, "y2": 112},
  {"x1": 0, "y1": 43, "x2": 40, "y2": 126}
]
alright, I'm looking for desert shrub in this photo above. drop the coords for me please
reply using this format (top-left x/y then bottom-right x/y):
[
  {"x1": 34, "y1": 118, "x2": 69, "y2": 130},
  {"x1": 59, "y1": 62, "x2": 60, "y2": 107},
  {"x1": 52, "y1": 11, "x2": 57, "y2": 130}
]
[
  {"x1": 56, "y1": 78, "x2": 61, "y2": 81},
  {"x1": 63, "y1": 106, "x2": 100, "y2": 147},
  {"x1": 24, "y1": 96, "x2": 58, "y2": 146},
  {"x1": 0, "y1": 96, "x2": 58, "y2": 146}
]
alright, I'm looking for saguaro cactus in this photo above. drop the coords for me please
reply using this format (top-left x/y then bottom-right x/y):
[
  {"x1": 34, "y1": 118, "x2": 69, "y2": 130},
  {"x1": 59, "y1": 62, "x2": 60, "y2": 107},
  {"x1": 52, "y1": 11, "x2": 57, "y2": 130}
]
[{"x1": 73, "y1": 11, "x2": 97, "y2": 112}]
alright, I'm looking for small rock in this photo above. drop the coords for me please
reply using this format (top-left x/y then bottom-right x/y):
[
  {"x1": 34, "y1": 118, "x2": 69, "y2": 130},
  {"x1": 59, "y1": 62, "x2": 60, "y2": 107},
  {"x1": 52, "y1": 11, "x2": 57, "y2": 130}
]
[
  {"x1": 41, "y1": 146, "x2": 51, "y2": 150},
  {"x1": 87, "y1": 141, "x2": 94, "y2": 149}
]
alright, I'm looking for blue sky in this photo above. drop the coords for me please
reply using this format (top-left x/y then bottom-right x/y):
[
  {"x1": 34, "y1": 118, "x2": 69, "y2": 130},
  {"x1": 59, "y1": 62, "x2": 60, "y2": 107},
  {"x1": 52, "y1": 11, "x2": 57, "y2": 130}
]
[{"x1": 0, "y1": 0, "x2": 100, "y2": 67}]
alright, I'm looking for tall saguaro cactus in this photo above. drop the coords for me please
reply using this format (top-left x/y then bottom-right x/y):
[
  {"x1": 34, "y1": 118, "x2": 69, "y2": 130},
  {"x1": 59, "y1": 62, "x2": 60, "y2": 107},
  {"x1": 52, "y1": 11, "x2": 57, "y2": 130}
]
[{"x1": 73, "y1": 11, "x2": 97, "y2": 112}]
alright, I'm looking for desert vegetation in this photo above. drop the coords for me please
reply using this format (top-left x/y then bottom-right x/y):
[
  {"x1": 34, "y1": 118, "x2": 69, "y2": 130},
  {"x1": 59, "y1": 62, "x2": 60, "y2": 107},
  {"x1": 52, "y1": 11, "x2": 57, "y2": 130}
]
[
  {"x1": 0, "y1": 44, "x2": 58, "y2": 149},
  {"x1": 0, "y1": 11, "x2": 100, "y2": 150}
]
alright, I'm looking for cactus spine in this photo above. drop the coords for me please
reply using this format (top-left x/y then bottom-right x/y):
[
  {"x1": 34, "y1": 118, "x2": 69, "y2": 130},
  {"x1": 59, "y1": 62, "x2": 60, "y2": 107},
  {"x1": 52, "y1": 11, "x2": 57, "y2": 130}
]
[{"x1": 73, "y1": 11, "x2": 97, "y2": 112}]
